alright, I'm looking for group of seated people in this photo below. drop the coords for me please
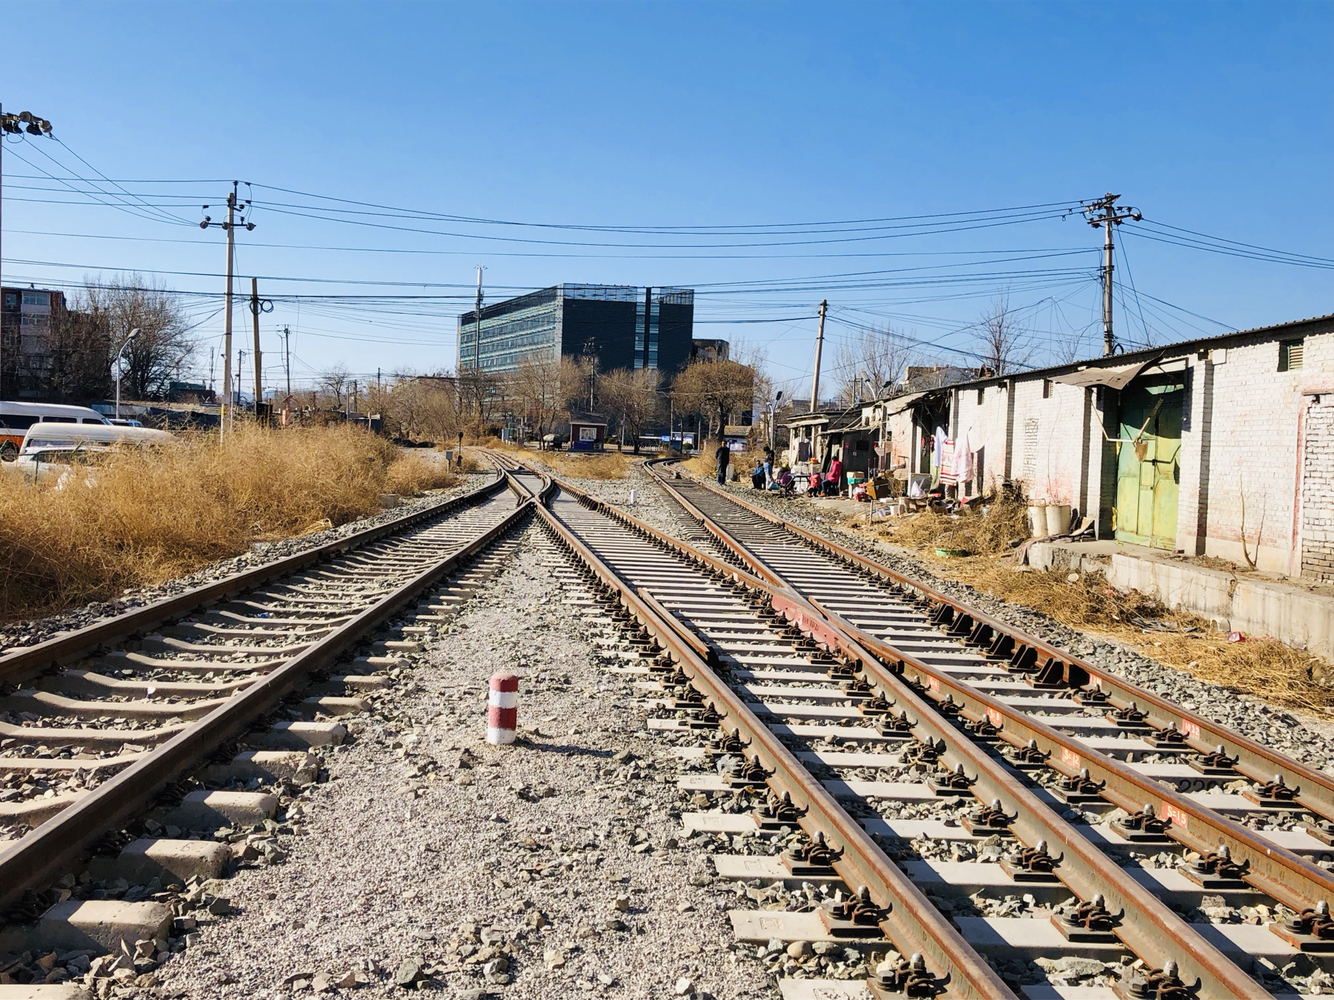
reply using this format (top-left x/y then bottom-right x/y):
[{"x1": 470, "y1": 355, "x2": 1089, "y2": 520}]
[{"x1": 749, "y1": 452, "x2": 844, "y2": 497}]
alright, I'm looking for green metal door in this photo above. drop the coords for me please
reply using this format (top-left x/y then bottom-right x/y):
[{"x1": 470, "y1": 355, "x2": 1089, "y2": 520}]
[{"x1": 1114, "y1": 376, "x2": 1183, "y2": 549}]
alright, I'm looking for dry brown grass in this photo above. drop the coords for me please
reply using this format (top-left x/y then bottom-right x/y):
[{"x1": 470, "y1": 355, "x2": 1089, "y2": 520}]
[
  {"x1": 844, "y1": 508, "x2": 1334, "y2": 710},
  {"x1": 0, "y1": 424, "x2": 458, "y2": 624}
]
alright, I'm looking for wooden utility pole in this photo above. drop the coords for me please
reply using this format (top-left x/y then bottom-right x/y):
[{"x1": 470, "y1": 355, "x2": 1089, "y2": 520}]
[{"x1": 809, "y1": 299, "x2": 828, "y2": 412}]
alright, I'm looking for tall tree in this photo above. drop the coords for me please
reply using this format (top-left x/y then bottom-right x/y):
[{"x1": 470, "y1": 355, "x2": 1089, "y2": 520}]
[
  {"x1": 833, "y1": 323, "x2": 915, "y2": 403},
  {"x1": 81, "y1": 277, "x2": 195, "y2": 401},
  {"x1": 975, "y1": 296, "x2": 1032, "y2": 376},
  {"x1": 670, "y1": 358, "x2": 756, "y2": 439},
  {"x1": 601, "y1": 367, "x2": 662, "y2": 453}
]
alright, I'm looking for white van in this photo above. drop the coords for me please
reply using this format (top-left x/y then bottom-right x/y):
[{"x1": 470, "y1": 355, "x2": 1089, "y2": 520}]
[
  {"x1": 0, "y1": 401, "x2": 111, "y2": 461},
  {"x1": 10, "y1": 423, "x2": 175, "y2": 486}
]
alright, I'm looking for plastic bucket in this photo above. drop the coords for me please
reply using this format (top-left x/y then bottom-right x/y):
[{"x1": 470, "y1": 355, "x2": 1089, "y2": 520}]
[
  {"x1": 1046, "y1": 504, "x2": 1071, "y2": 537},
  {"x1": 1028, "y1": 505, "x2": 1048, "y2": 538}
]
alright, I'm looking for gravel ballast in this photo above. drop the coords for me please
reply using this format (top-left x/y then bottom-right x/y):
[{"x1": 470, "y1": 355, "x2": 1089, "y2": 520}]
[{"x1": 151, "y1": 521, "x2": 773, "y2": 1000}]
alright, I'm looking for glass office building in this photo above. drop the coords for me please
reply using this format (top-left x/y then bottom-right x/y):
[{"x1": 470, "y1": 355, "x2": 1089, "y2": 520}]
[{"x1": 457, "y1": 284, "x2": 694, "y2": 375}]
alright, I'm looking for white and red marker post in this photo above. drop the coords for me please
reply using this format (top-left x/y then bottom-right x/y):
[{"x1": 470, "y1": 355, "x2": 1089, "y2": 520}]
[{"x1": 487, "y1": 672, "x2": 519, "y2": 745}]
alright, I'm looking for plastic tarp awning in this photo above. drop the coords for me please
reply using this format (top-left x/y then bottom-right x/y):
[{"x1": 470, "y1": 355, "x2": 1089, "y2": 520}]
[{"x1": 1050, "y1": 357, "x2": 1159, "y2": 390}]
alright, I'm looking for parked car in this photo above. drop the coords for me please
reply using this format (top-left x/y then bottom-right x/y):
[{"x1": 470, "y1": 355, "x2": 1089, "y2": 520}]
[
  {"x1": 106, "y1": 417, "x2": 144, "y2": 427},
  {"x1": 0, "y1": 401, "x2": 111, "y2": 462}
]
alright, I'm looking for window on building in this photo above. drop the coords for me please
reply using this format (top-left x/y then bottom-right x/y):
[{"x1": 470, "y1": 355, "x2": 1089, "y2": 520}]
[
  {"x1": 1279, "y1": 339, "x2": 1304, "y2": 372},
  {"x1": 3, "y1": 293, "x2": 15, "y2": 308},
  {"x1": 1042, "y1": 378, "x2": 1052, "y2": 399},
  {"x1": 21, "y1": 292, "x2": 49, "y2": 308},
  {"x1": 977, "y1": 387, "x2": 985, "y2": 404}
]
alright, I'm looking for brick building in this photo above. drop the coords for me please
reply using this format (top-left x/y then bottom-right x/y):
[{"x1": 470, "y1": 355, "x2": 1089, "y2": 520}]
[
  {"x1": 811, "y1": 313, "x2": 1334, "y2": 580},
  {"x1": 1, "y1": 285, "x2": 67, "y2": 398}
]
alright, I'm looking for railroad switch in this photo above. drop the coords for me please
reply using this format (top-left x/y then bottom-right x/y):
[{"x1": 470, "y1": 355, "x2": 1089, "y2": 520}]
[
  {"x1": 1107, "y1": 702, "x2": 1151, "y2": 729},
  {"x1": 1180, "y1": 843, "x2": 1250, "y2": 890},
  {"x1": 860, "y1": 690, "x2": 894, "y2": 715},
  {"x1": 781, "y1": 830, "x2": 842, "y2": 876},
  {"x1": 706, "y1": 727, "x2": 750, "y2": 758},
  {"x1": 963, "y1": 798, "x2": 1017, "y2": 837},
  {"x1": 874, "y1": 710, "x2": 915, "y2": 738},
  {"x1": 1053, "y1": 767, "x2": 1108, "y2": 805},
  {"x1": 999, "y1": 839, "x2": 1061, "y2": 883},
  {"x1": 1110, "y1": 803, "x2": 1173, "y2": 843},
  {"x1": 1053, "y1": 892, "x2": 1123, "y2": 943},
  {"x1": 1025, "y1": 657, "x2": 1068, "y2": 690},
  {"x1": 962, "y1": 716, "x2": 999, "y2": 741},
  {"x1": 1113, "y1": 960, "x2": 1200, "y2": 1000},
  {"x1": 1143, "y1": 722, "x2": 1189, "y2": 749},
  {"x1": 1269, "y1": 899, "x2": 1334, "y2": 952},
  {"x1": 868, "y1": 952, "x2": 943, "y2": 999},
  {"x1": 900, "y1": 737, "x2": 939, "y2": 768},
  {"x1": 1242, "y1": 773, "x2": 1300, "y2": 808},
  {"x1": 1072, "y1": 683, "x2": 1110, "y2": 707},
  {"x1": 1006, "y1": 739, "x2": 1052, "y2": 771},
  {"x1": 928, "y1": 762, "x2": 976, "y2": 797},
  {"x1": 1187, "y1": 744, "x2": 1239, "y2": 776},
  {"x1": 819, "y1": 885, "x2": 891, "y2": 938},
  {"x1": 754, "y1": 789, "x2": 806, "y2": 830}
]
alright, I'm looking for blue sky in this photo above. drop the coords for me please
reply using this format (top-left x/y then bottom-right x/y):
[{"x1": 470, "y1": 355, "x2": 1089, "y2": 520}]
[{"x1": 3, "y1": 0, "x2": 1330, "y2": 398}]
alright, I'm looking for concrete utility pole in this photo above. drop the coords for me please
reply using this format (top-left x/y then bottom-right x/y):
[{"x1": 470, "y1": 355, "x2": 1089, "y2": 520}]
[
  {"x1": 809, "y1": 300, "x2": 828, "y2": 412},
  {"x1": 0, "y1": 108, "x2": 54, "y2": 400},
  {"x1": 1081, "y1": 193, "x2": 1142, "y2": 356},
  {"x1": 282, "y1": 326, "x2": 292, "y2": 400},
  {"x1": 201, "y1": 182, "x2": 255, "y2": 436},
  {"x1": 250, "y1": 278, "x2": 263, "y2": 405}
]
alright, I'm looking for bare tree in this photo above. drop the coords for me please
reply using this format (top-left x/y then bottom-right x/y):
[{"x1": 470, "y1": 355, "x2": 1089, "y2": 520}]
[
  {"x1": 510, "y1": 353, "x2": 581, "y2": 439},
  {"x1": 48, "y1": 307, "x2": 113, "y2": 402},
  {"x1": 80, "y1": 277, "x2": 195, "y2": 400},
  {"x1": 832, "y1": 323, "x2": 915, "y2": 404},
  {"x1": 601, "y1": 367, "x2": 663, "y2": 453},
  {"x1": 671, "y1": 358, "x2": 756, "y2": 439},
  {"x1": 320, "y1": 364, "x2": 352, "y2": 410},
  {"x1": 974, "y1": 296, "x2": 1032, "y2": 376}
]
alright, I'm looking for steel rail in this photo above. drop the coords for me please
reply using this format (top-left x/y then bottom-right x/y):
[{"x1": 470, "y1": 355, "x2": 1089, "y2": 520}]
[
  {"x1": 543, "y1": 475, "x2": 1272, "y2": 1000},
  {"x1": 532, "y1": 489, "x2": 1016, "y2": 1000},
  {"x1": 0, "y1": 471, "x2": 540, "y2": 913},
  {"x1": 655, "y1": 463, "x2": 1334, "y2": 829},
  {"x1": 0, "y1": 468, "x2": 511, "y2": 688},
  {"x1": 650, "y1": 466, "x2": 1334, "y2": 909},
  {"x1": 640, "y1": 469, "x2": 1285, "y2": 997}
]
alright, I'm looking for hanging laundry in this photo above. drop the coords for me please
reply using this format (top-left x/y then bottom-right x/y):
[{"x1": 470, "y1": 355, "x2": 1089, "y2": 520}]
[{"x1": 955, "y1": 428, "x2": 974, "y2": 484}]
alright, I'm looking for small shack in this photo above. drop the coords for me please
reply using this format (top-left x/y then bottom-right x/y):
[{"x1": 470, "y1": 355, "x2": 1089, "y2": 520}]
[{"x1": 567, "y1": 417, "x2": 608, "y2": 451}]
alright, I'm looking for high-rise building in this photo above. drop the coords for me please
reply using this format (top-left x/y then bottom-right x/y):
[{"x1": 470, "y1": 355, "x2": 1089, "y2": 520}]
[{"x1": 457, "y1": 284, "x2": 694, "y2": 375}]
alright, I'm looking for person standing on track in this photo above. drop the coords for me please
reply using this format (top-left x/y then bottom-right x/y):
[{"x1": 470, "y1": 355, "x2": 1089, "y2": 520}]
[{"x1": 715, "y1": 440, "x2": 731, "y2": 485}]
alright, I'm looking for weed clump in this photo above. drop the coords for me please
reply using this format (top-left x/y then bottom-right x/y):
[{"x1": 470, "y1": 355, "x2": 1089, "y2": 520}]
[{"x1": 0, "y1": 424, "x2": 457, "y2": 624}]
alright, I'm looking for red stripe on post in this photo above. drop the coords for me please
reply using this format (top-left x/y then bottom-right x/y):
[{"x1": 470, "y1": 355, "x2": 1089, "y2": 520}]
[
  {"x1": 490, "y1": 673, "x2": 519, "y2": 693},
  {"x1": 488, "y1": 706, "x2": 517, "y2": 728}
]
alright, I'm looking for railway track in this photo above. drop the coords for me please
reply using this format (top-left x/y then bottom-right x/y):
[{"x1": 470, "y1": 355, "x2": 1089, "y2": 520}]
[
  {"x1": 0, "y1": 460, "x2": 550, "y2": 991},
  {"x1": 520, "y1": 458, "x2": 1332, "y2": 999}
]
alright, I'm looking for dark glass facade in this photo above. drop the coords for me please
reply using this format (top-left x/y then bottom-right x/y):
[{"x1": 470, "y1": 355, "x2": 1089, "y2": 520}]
[{"x1": 458, "y1": 284, "x2": 694, "y2": 375}]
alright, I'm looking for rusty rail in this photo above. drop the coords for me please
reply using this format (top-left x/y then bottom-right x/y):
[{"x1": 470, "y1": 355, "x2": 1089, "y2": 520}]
[{"x1": 546, "y1": 474, "x2": 1274, "y2": 1000}]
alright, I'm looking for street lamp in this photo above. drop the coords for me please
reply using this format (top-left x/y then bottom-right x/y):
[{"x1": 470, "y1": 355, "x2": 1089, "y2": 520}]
[
  {"x1": 114, "y1": 328, "x2": 139, "y2": 418},
  {"x1": 767, "y1": 390, "x2": 783, "y2": 451},
  {"x1": 0, "y1": 108, "x2": 54, "y2": 401}
]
